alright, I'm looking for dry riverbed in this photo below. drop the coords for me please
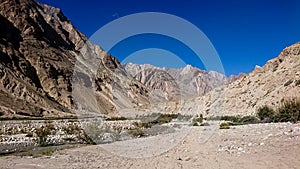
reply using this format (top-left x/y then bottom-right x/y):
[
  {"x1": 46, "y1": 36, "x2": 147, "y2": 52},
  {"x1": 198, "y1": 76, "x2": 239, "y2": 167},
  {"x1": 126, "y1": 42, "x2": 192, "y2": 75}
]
[{"x1": 0, "y1": 122, "x2": 299, "y2": 169}]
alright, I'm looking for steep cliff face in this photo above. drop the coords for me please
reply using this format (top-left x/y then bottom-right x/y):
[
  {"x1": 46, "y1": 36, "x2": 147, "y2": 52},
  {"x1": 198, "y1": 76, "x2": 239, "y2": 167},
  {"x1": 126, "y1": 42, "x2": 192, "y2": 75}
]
[
  {"x1": 124, "y1": 63, "x2": 229, "y2": 100},
  {"x1": 180, "y1": 42, "x2": 300, "y2": 116},
  {"x1": 0, "y1": 0, "x2": 149, "y2": 118}
]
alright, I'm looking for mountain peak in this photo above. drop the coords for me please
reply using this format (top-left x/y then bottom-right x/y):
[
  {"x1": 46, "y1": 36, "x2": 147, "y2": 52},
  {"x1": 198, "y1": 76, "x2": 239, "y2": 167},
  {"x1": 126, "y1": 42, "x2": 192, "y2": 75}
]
[
  {"x1": 181, "y1": 64, "x2": 193, "y2": 73},
  {"x1": 124, "y1": 63, "x2": 229, "y2": 99},
  {"x1": 255, "y1": 65, "x2": 262, "y2": 69}
]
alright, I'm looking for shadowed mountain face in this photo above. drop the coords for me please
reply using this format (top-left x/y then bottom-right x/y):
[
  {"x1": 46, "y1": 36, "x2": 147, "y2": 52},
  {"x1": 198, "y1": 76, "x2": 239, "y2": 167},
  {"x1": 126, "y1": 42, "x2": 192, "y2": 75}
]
[{"x1": 0, "y1": 0, "x2": 149, "y2": 118}]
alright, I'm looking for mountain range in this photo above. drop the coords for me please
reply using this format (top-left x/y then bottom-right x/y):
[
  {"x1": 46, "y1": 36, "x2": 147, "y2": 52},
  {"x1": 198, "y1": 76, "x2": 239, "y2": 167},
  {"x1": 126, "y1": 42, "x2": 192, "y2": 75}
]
[
  {"x1": 124, "y1": 63, "x2": 232, "y2": 100},
  {"x1": 0, "y1": 0, "x2": 299, "y2": 118}
]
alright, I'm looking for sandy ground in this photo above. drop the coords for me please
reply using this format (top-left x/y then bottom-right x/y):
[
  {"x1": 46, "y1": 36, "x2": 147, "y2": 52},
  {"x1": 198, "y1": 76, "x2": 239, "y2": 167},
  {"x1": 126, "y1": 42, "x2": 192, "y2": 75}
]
[{"x1": 1, "y1": 122, "x2": 300, "y2": 169}]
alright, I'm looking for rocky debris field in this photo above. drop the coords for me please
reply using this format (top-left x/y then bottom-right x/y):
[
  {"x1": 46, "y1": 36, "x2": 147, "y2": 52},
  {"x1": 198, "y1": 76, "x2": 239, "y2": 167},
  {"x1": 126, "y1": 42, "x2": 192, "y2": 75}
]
[
  {"x1": 0, "y1": 119, "x2": 141, "y2": 154},
  {"x1": 0, "y1": 122, "x2": 299, "y2": 169},
  {"x1": 0, "y1": 114, "x2": 194, "y2": 154}
]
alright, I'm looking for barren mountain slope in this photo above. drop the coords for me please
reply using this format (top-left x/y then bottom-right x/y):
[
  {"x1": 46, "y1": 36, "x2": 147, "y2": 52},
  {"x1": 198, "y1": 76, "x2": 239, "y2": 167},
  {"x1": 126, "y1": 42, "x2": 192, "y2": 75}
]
[
  {"x1": 0, "y1": 0, "x2": 149, "y2": 118},
  {"x1": 180, "y1": 42, "x2": 300, "y2": 116}
]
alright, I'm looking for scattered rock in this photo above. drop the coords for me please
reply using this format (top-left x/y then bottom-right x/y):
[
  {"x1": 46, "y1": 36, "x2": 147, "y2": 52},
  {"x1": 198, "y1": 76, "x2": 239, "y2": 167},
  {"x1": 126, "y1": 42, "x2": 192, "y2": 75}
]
[{"x1": 184, "y1": 157, "x2": 191, "y2": 161}]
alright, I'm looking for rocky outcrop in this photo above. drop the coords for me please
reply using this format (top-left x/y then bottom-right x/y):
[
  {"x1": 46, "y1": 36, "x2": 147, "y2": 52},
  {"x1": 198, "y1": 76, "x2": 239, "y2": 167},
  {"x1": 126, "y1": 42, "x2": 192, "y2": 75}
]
[
  {"x1": 0, "y1": 0, "x2": 149, "y2": 118},
  {"x1": 180, "y1": 42, "x2": 300, "y2": 116}
]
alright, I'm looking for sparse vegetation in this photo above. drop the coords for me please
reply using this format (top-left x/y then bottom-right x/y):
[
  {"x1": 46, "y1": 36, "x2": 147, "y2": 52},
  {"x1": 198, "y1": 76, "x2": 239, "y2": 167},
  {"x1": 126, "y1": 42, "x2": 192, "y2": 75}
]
[
  {"x1": 192, "y1": 114, "x2": 203, "y2": 126},
  {"x1": 83, "y1": 120, "x2": 120, "y2": 144},
  {"x1": 238, "y1": 116, "x2": 260, "y2": 124},
  {"x1": 257, "y1": 106, "x2": 276, "y2": 123},
  {"x1": 35, "y1": 122, "x2": 55, "y2": 146},
  {"x1": 133, "y1": 121, "x2": 151, "y2": 129},
  {"x1": 224, "y1": 115, "x2": 259, "y2": 125},
  {"x1": 77, "y1": 131, "x2": 94, "y2": 144},
  {"x1": 63, "y1": 123, "x2": 81, "y2": 135},
  {"x1": 176, "y1": 114, "x2": 193, "y2": 121},
  {"x1": 219, "y1": 122, "x2": 230, "y2": 129},
  {"x1": 41, "y1": 148, "x2": 55, "y2": 156},
  {"x1": 257, "y1": 98, "x2": 300, "y2": 123},
  {"x1": 137, "y1": 113, "x2": 179, "y2": 127},
  {"x1": 275, "y1": 99, "x2": 300, "y2": 123},
  {"x1": 14, "y1": 145, "x2": 78, "y2": 158},
  {"x1": 0, "y1": 116, "x2": 78, "y2": 121},
  {"x1": 151, "y1": 113, "x2": 178, "y2": 125},
  {"x1": 128, "y1": 128, "x2": 145, "y2": 137},
  {"x1": 209, "y1": 103, "x2": 298, "y2": 126},
  {"x1": 220, "y1": 115, "x2": 241, "y2": 123},
  {"x1": 208, "y1": 115, "x2": 260, "y2": 126},
  {"x1": 106, "y1": 116, "x2": 128, "y2": 121},
  {"x1": 128, "y1": 113, "x2": 193, "y2": 136}
]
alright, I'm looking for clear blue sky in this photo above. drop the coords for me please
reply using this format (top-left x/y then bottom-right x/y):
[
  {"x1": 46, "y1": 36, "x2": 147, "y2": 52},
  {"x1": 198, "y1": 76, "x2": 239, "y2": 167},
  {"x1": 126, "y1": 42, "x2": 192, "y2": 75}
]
[{"x1": 38, "y1": 0, "x2": 300, "y2": 76}]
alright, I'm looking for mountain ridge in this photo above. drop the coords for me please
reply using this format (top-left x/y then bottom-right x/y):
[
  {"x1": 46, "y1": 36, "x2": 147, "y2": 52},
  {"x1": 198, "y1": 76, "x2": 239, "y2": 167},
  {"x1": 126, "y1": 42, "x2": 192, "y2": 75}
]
[
  {"x1": 124, "y1": 62, "x2": 232, "y2": 99},
  {"x1": 179, "y1": 42, "x2": 300, "y2": 116},
  {"x1": 0, "y1": 0, "x2": 150, "y2": 118}
]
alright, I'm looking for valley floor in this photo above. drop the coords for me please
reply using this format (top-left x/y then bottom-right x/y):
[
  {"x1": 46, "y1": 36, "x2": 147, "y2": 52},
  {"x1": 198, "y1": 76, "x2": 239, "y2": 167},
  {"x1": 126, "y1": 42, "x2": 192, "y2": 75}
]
[{"x1": 1, "y1": 122, "x2": 300, "y2": 169}]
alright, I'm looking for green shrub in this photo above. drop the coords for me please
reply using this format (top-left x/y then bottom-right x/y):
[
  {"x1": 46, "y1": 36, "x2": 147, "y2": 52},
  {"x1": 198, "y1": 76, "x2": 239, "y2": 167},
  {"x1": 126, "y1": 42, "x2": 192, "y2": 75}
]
[
  {"x1": 194, "y1": 114, "x2": 203, "y2": 123},
  {"x1": 257, "y1": 99, "x2": 300, "y2": 123},
  {"x1": 36, "y1": 123, "x2": 54, "y2": 146},
  {"x1": 219, "y1": 122, "x2": 230, "y2": 129},
  {"x1": 192, "y1": 114, "x2": 203, "y2": 126},
  {"x1": 257, "y1": 106, "x2": 276, "y2": 123},
  {"x1": 275, "y1": 99, "x2": 300, "y2": 123}
]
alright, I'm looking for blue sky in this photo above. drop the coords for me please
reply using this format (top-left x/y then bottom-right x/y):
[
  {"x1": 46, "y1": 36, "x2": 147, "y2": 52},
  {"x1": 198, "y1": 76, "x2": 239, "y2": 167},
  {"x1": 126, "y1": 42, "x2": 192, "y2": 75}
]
[{"x1": 38, "y1": 0, "x2": 300, "y2": 76}]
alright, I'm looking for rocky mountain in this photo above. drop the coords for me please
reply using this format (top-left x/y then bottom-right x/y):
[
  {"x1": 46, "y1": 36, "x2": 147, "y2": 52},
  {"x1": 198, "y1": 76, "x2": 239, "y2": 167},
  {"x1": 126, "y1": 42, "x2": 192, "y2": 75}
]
[
  {"x1": 0, "y1": 0, "x2": 149, "y2": 118},
  {"x1": 180, "y1": 42, "x2": 300, "y2": 117},
  {"x1": 124, "y1": 63, "x2": 229, "y2": 100},
  {"x1": 0, "y1": 0, "x2": 299, "y2": 119}
]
